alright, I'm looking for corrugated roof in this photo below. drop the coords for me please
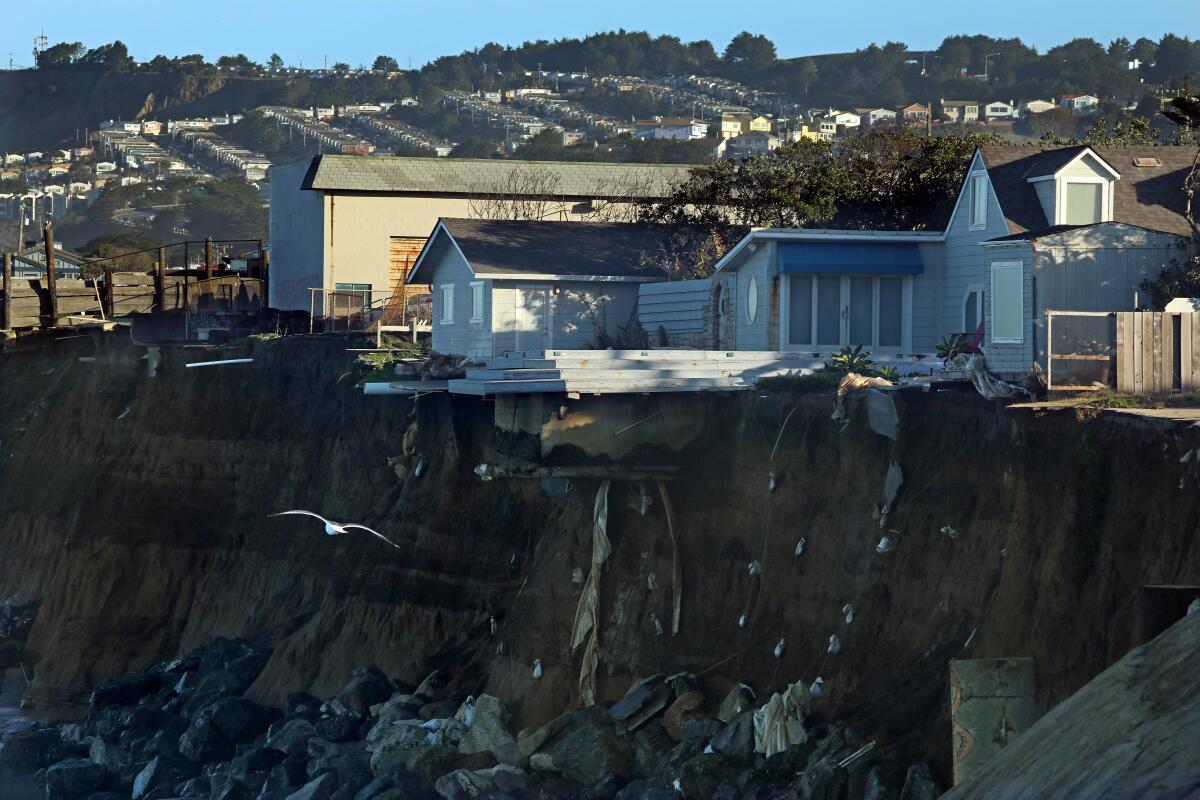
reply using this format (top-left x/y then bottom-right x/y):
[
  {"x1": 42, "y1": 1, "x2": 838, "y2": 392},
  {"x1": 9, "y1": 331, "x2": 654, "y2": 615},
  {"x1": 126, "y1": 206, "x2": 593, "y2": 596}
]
[
  {"x1": 300, "y1": 154, "x2": 695, "y2": 199},
  {"x1": 979, "y1": 145, "x2": 1196, "y2": 238},
  {"x1": 424, "y1": 218, "x2": 676, "y2": 280}
]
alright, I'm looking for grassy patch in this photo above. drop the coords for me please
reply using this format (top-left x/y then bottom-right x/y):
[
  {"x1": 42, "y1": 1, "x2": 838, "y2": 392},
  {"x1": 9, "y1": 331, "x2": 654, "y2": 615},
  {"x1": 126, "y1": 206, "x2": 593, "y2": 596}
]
[
  {"x1": 1051, "y1": 389, "x2": 1200, "y2": 409},
  {"x1": 756, "y1": 369, "x2": 843, "y2": 393}
]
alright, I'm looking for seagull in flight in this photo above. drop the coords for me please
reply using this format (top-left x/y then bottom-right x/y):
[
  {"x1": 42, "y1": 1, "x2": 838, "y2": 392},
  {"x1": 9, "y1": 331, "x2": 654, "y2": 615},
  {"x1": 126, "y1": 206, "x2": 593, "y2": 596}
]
[{"x1": 268, "y1": 510, "x2": 399, "y2": 548}]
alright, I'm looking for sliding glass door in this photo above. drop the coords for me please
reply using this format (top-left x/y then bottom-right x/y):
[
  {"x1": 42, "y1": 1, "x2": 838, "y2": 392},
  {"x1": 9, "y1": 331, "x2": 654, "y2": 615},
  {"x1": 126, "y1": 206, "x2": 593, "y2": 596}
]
[{"x1": 783, "y1": 274, "x2": 909, "y2": 353}]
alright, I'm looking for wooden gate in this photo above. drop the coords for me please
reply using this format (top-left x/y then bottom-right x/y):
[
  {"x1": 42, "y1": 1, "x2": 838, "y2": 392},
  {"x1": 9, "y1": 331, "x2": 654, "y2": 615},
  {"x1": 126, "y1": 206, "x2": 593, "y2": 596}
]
[{"x1": 1116, "y1": 312, "x2": 1200, "y2": 394}]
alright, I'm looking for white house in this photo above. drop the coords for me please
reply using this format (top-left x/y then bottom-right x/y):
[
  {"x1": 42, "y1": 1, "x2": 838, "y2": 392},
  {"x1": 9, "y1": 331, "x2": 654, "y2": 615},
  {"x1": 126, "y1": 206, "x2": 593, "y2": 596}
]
[
  {"x1": 859, "y1": 108, "x2": 897, "y2": 127},
  {"x1": 633, "y1": 118, "x2": 707, "y2": 140},
  {"x1": 1021, "y1": 99, "x2": 1057, "y2": 116},
  {"x1": 1059, "y1": 95, "x2": 1100, "y2": 115},
  {"x1": 983, "y1": 101, "x2": 1017, "y2": 120},
  {"x1": 407, "y1": 219, "x2": 666, "y2": 359}
]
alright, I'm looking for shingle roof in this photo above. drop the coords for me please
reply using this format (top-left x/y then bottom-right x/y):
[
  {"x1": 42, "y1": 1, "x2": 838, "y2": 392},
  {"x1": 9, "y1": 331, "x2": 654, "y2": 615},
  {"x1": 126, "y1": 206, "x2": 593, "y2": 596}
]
[
  {"x1": 979, "y1": 145, "x2": 1196, "y2": 238},
  {"x1": 300, "y1": 154, "x2": 694, "y2": 199},
  {"x1": 423, "y1": 219, "x2": 676, "y2": 280}
]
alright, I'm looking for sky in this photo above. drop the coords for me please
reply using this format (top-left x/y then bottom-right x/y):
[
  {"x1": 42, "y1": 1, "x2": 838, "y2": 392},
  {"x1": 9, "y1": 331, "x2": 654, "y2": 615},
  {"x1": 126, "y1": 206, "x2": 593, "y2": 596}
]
[{"x1": 1, "y1": 0, "x2": 1196, "y2": 70}]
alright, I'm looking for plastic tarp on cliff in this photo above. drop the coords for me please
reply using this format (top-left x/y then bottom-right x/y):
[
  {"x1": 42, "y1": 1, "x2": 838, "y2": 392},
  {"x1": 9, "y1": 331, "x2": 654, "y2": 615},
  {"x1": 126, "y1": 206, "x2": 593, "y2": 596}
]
[
  {"x1": 752, "y1": 679, "x2": 811, "y2": 757},
  {"x1": 570, "y1": 480, "x2": 611, "y2": 707}
]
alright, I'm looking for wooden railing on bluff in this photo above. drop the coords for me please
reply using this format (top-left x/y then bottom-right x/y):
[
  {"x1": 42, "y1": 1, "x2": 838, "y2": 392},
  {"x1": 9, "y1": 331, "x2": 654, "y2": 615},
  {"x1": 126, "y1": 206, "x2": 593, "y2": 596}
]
[
  {"x1": 1, "y1": 271, "x2": 264, "y2": 330},
  {"x1": 2, "y1": 232, "x2": 267, "y2": 333}
]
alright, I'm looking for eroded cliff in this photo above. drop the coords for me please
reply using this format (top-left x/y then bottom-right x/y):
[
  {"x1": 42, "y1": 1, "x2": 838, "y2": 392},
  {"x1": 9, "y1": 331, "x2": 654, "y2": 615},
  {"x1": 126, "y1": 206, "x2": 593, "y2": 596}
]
[{"x1": 1, "y1": 331, "x2": 1197, "y2": 783}]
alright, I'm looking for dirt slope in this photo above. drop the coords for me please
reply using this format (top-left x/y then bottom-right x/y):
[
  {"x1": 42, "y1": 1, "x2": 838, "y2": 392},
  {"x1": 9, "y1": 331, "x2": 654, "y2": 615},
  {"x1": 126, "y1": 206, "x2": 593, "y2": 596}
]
[{"x1": 1, "y1": 332, "x2": 1198, "y2": 785}]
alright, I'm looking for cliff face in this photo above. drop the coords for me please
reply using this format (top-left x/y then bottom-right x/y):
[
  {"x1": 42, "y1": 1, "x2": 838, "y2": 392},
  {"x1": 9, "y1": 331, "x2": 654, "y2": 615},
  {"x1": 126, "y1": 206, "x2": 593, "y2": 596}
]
[
  {"x1": 0, "y1": 70, "x2": 309, "y2": 151},
  {"x1": 1, "y1": 332, "x2": 1197, "y2": 780}
]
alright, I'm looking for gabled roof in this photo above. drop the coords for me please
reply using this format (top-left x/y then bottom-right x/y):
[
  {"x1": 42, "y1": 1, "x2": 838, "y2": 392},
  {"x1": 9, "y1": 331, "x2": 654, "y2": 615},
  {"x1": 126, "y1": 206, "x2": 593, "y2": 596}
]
[
  {"x1": 977, "y1": 145, "x2": 1196, "y2": 238},
  {"x1": 409, "y1": 219, "x2": 676, "y2": 283},
  {"x1": 299, "y1": 155, "x2": 694, "y2": 199},
  {"x1": 1021, "y1": 145, "x2": 1121, "y2": 180}
]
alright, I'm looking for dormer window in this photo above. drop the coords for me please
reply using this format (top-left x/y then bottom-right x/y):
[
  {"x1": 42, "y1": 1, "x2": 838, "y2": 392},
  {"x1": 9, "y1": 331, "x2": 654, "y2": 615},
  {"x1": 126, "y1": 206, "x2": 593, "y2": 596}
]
[
  {"x1": 1025, "y1": 147, "x2": 1120, "y2": 228},
  {"x1": 1063, "y1": 180, "x2": 1104, "y2": 225}
]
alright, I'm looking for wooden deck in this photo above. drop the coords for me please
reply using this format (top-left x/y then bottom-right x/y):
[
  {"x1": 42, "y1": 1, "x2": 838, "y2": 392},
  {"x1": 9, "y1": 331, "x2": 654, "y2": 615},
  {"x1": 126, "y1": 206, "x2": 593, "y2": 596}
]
[{"x1": 442, "y1": 350, "x2": 912, "y2": 395}]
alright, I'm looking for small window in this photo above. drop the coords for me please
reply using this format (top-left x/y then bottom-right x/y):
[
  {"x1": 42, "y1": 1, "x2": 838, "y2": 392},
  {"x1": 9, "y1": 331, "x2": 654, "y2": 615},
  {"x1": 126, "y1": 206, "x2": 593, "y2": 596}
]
[
  {"x1": 1064, "y1": 182, "x2": 1103, "y2": 225},
  {"x1": 469, "y1": 281, "x2": 484, "y2": 323},
  {"x1": 991, "y1": 263, "x2": 1023, "y2": 343},
  {"x1": 440, "y1": 284, "x2": 454, "y2": 324},
  {"x1": 746, "y1": 275, "x2": 758, "y2": 323},
  {"x1": 969, "y1": 173, "x2": 988, "y2": 229}
]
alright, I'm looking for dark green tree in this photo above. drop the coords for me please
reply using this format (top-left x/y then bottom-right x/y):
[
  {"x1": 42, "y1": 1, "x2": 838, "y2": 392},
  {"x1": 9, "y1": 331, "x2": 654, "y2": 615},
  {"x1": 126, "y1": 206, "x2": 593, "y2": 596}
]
[
  {"x1": 79, "y1": 41, "x2": 133, "y2": 71},
  {"x1": 36, "y1": 42, "x2": 84, "y2": 67},
  {"x1": 372, "y1": 55, "x2": 400, "y2": 72},
  {"x1": 187, "y1": 177, "x2": 267, "y2": 240},
  {"x1": 722, "y1": 32, "x2": 777, "y2": 73},
  {"x1": 268, "y1": 53, "x2": 284, "y2": 71}
]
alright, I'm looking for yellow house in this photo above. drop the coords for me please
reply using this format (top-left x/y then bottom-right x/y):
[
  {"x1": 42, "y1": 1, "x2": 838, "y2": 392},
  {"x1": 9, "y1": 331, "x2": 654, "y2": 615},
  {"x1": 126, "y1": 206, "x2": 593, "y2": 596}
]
[
  {"x1": 742, "y1": 115, "x2": 773, "y2": 134},
  {"x1": 717, "y1": 115, "x2": 744, "y2": 140}
]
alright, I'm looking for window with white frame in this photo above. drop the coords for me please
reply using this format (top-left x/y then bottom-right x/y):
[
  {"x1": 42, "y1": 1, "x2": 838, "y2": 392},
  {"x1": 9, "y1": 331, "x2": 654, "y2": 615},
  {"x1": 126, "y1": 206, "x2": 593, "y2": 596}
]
[
  {"x1": 1063, "y1": 180, "x2": 1105, "y2": 225},
  {"x1": 439, "y1": 284, "x2": 455, "y2": 324},
  {"x1": 990, "y1": 263, "x2": 1023, "y2": 343},
  {"x1": 783, "y1": 274, "x2": 909, "y2": 352},
  {"x1": 969, "y1": 173, "x2": 988, "y2": 230},
  {"x1": 469, "y1": 281, "x2": 484, "y2": 323}
]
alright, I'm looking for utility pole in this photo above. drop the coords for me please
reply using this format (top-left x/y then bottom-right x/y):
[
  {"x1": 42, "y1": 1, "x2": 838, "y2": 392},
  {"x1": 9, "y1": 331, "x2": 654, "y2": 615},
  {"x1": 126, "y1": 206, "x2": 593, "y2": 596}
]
[
  {"x1": 983, "y1": 53, "x2": 1000, "y2": 82},
  {"x1": 2, "y1": 252, "x2": 12, "y2": 331}
]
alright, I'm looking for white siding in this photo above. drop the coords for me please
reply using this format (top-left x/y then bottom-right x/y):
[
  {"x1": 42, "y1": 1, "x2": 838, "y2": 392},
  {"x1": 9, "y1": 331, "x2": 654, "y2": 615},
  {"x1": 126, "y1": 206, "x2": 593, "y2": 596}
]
[
  {"x1": 638, "y1": 279, "x2": 712, "y2": 347},
  {"x1": 1031, "y1": 225, "x2": 1186, "y2": 366},
  {"x1": 945, "y1": 151, "x2": 1034, "y2": 373},
  {"x1": 425, "y1": 239, "x2": 491, "y2": 358},
  {"x1": 912, "y1": 245, "x2": 943, "y2": 351},
  {"x1": 492, "y1": 280, "x2": 641, "y2": 354},
  {"x1": 268, "y1": 161, "x2": 325, "y2": 311},
  {"x1": 734, "y1": 245, "x2": 772, "y2": 350}
]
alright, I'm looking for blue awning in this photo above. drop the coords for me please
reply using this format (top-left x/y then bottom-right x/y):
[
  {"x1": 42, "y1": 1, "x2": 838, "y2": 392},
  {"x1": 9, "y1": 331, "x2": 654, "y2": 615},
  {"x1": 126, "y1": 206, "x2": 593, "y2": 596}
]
[{"x1": 778, "y1": 241, "x2": 924, "y2": 275}]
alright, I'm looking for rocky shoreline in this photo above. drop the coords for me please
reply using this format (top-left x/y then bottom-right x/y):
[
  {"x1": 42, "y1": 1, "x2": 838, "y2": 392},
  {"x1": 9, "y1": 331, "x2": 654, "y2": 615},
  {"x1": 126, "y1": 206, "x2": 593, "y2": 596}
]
[{"x1": 0, "y1": 637, "x2": 942, "y2": 800}]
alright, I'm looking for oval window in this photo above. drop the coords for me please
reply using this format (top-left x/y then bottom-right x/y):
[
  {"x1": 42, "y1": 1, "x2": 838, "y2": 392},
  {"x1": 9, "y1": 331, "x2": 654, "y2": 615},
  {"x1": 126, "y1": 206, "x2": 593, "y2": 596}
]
[{"x1": 746, "y1": 275, "x2": 758, "y2": 324}]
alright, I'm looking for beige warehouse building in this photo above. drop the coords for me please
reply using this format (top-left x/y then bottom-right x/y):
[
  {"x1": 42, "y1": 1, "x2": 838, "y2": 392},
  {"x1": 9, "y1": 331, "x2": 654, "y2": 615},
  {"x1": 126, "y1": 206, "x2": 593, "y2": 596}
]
[{"x1": 268, "y1": 155, "x2": 696, "y2": 314}]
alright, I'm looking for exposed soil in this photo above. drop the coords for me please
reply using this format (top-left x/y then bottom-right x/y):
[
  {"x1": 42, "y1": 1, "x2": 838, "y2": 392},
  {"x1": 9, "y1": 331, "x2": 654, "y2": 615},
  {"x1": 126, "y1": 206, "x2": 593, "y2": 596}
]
[{"x1": 1, "y1": 331, "x2": 1198, "y2": 787}]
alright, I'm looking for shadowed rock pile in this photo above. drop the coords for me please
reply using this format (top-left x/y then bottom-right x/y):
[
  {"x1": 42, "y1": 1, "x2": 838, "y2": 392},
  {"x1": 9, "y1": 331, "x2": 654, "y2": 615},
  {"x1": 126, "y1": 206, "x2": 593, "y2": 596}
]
[{"x1": 0, "y1": 637, "x2": 943, "y2": 800}]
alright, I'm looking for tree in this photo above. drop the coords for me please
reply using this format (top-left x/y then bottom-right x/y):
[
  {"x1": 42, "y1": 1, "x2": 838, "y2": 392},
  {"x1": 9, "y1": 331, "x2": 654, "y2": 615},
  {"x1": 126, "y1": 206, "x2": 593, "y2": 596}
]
[
  {"x1": 1082, "y1": 113, "x2": 1157, "y2": 146},
  {"x1": 372, "y1": 55, "x2": 400, "y2": 72},
  {"x1": 268, "y1": 53, "x2": 284, "y2": 71},
  {"x1": 216, "y1": 54, "x2": 258, "y2": 74},
  {"x1": 1139, "y1": 94, "x2": 1200, "y2": 307},
  {"x1": 331, "y1": 62, "x2": 351, "y2": 74},
  {"x1": 36, "y1": 42, "x2": 84, "y2": 68},
  {"x1": 187, "y1": 177, "x2": 267, "y2": 240},
  {"x1": 79, "y1": 41, "x2": 133, "y2": 72},
  {"x1": 722, "y1": 32, "x2": 777, "y2": 73}
]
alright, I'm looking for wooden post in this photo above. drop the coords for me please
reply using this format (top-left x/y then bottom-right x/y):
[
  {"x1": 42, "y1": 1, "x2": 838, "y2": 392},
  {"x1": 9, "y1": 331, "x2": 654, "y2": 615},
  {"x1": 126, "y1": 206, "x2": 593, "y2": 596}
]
[
  {"x1": 261, "y1": 248, "x2": 270, "y2": 309},
  {"x1": 102, "y1": 265, "x2": 114, "y2": 317},
  {"x1": 43, "y1": 225, "x2": 58, "y2": 329},
  {"x1": 204, "y1": 236, "x2": 214, "y2": 281},
  {"x1": 155, "y1": 246, "x2": 166, "y2": 311},
  {"x1": 2, "y1": 252, "x2": 12, "y2": 331}
]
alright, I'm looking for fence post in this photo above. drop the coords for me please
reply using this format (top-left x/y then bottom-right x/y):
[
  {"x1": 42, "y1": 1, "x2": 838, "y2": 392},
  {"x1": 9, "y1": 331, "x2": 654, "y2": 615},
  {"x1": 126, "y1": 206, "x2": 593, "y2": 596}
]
[
  {"x1": 204, "y1": 236, "x2": 214, "y2": 281},
  {"x1": 102, "y1": 265, "x2": 114, "y2": 317},
  {"x1": 155, "y1": 246, "x2": 166, "y2": 311},
  {"x1": 1045, "y1": 311, "x2": 1053, "y2": 392},
  {"x1": 261, "y1": 248, "x2": 270, "y2": 309},
  {"x1": 2, "y1": 252, "x2": 11, "y2": 331},
  {"x1": 43, "y1": 225, "x2": 58, "y2": 329}
]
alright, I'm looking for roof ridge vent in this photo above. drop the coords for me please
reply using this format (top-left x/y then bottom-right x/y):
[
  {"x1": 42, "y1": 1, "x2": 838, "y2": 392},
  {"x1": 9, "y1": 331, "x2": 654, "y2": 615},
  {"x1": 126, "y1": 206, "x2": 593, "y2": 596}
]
[{"x1": 1133, "y1": 157, "x2": 1162, "y2": 168}]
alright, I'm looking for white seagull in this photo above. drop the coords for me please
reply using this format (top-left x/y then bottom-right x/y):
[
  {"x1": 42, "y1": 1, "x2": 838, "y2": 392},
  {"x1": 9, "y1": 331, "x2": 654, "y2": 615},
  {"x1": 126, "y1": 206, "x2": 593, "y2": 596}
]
[{"x1": 268, "y1": 510, "x2": 399, "y2": 548}]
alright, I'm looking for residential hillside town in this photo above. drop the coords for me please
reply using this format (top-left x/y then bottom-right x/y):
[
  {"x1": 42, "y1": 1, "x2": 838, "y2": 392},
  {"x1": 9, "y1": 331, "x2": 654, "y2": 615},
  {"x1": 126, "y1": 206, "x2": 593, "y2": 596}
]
[{"x1": 2, "y1": 17, "x2": 1200, "y2": 800}]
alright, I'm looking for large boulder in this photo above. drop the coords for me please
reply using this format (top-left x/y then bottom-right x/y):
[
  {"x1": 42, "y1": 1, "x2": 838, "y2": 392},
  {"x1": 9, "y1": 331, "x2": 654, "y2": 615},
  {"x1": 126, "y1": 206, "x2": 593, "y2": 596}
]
[
  {"x1": 286, "y1": 692, "x2": 324, "y2": 721},
  {"x1": 45, "y1": 758, "x2": 108, "y2": 799},
  {"x1": 284, "y1": 772, "x2": 338, "y2": 800},
  {"x1": 364, "y1": 719, "x2": 429, "y2": 774},
  {"x1": 434, "y1": 765, "x2": 527, "y2": 800},
  {"x1": 267, "y1": 718, "x2": 317, "y2": 757},
  {"x1": 206, "y1": 696, "x2": 278, "y2": 742},
  {"x1": 131, "y1": 754, "x2": 200, "y2": 800},
  {"x1": 315, "y1": 711, "x2": 367, "y2": 743},
  {"x1": 678, "y1": 753, "x2": 740, "y2": 800},
  {"x1": 197, "y1": 637, "x2": 256, "y2": 673},
  {"x1": 456, "y1": 695, "x2": 521, "y2": 766},
  {"x1": 179, "y1": 715, "x2": 235, "y2": 763},
  {"x1": 0, "y1": 726, "x2": 61, "y2": 773},
  {"x1": 661, "y1": 691, "x2": 705, "y2": 741},
  {"x1": 334, "y1": 667, "x2": 395, "y2": 712},
  {"x1": 710, "y1": 711, "x2": 755, "y2": 761},
  {"x1": 91, "y1": 672, "x2": 163, "y2": 708},
  {"x1": 306, "y1": 738, "x2": 372, "y2": 793},
  {"x1": 547, "y1": 712, "x2": 633, "y2": 786}
]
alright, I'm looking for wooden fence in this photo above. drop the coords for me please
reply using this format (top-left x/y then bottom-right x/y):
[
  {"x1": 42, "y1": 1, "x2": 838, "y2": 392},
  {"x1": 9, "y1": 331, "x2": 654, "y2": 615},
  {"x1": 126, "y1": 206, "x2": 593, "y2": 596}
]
[{"x1": 1116, "y1": 311, "x2": 1200, "y2": 394}]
